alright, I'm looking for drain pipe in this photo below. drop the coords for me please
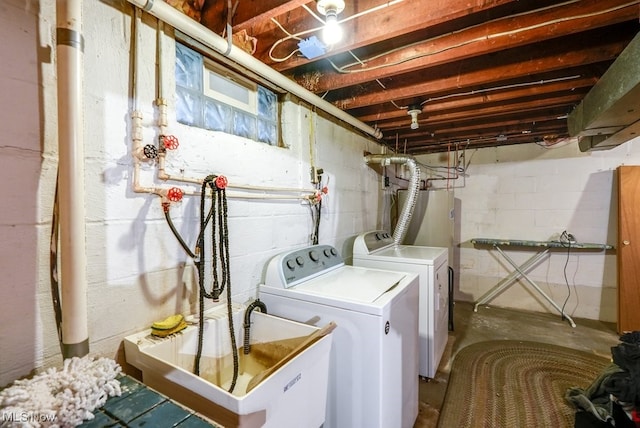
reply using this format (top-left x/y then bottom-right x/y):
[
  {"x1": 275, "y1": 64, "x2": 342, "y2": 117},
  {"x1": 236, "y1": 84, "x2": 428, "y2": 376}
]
[
  {"x1": 365, "y1": 154, "x2": 420, "y2": 246},
  {"x1": 56, "y1": 0, "x2": 89, "y2": 358},
  {"x1": 125, "y1": 0, "x2": 382, "y2": 140},
  {"x1": 243, "y1": 299, "x2": 267, "y2": 355}
]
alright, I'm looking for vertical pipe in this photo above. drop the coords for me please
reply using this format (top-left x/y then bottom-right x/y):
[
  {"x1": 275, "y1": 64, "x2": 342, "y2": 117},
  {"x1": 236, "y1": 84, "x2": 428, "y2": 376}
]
[{"x1": 56, "y1": 0, "x2": 89, "y2": 358}]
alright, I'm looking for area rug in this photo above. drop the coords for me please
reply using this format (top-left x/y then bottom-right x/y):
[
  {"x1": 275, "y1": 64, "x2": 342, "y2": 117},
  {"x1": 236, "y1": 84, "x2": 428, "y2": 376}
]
[{"x1": 437, "y1": 340, "x2": 610, "y2": 428}]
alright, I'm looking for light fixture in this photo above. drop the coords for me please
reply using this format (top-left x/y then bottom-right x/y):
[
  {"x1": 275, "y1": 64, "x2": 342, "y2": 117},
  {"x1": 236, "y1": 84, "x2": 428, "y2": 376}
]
[
  {"x1": 407, "y1": 105, "x2": 422, "y2": 130},
  {"x1": 317, "y1": 0, "x2": 345, "y2": 45}
]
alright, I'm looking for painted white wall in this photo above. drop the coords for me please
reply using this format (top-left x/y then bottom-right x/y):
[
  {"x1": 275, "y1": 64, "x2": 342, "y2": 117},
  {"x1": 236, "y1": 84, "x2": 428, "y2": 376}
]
[
  {"x1": 0, "y1": 0, "x2": 383, "y2": 387},
  {"x1": 418, "y1": 138, "x2": 640, "y2": 324},
  {"x1": 4, "y1": 0, "x2": 638, "y2": 388}
]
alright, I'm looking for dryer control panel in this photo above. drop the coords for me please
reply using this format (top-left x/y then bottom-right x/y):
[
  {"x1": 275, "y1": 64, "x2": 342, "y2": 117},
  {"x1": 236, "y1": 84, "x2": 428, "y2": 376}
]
[
  {"x1": 264, "y1": 244, "x2": 345, "y2": 288},
  {"x1": 353, "y1": 230, "x2": 395, "y2": 255}
]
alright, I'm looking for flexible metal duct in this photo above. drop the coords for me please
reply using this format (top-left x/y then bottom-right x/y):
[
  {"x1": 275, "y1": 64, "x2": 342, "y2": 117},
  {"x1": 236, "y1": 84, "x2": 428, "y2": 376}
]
[
  {"x1": 365, "y1": 154, "x2": 420, "y2": 246},
  {"x1": 124, "y1": 0, "x2": 382, "y2": 140}
]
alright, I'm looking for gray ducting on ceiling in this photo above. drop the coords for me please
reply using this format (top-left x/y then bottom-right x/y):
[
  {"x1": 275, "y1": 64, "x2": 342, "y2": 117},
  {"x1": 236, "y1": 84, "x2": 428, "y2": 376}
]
[{"x1": 568, "y1": 32, "x2": 640, "y2": 152}]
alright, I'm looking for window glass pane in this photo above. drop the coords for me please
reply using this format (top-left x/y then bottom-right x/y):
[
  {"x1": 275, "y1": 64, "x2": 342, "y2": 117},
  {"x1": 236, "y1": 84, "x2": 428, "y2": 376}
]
[
  {"x1": 258, "y1": 119, "x2": 277, "y2": 145},
  {"x1": 175, "y1": 42, "x2": 279, "y2": 145},
  {"x1": 204, "y1": 100, "x2": 232, "y2": 132},
  {"x1": 233, "y1": 110, "x2": 256, "y2": 139},
  {"x1": 257, "y1": 86, "x2": 277, "y2": 120},
  {"x1": 176, "y1": 87, "x2": 202, "y2": 126},
  {"x1": 175, "y1": 44, "x2": 203, "y2": 91},
  {"x1": 208, "y1": 72, "x2": 250, "y2": 104}
]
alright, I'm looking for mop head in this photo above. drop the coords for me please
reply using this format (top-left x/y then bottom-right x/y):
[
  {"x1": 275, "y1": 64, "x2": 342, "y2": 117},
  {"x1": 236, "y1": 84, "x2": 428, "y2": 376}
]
[
  {"x1": 150, "y1": 314, "x2": 188, "y2": 337},
  {"x1": 0, "y1": 356, "x2": 122, "y2": 427}
]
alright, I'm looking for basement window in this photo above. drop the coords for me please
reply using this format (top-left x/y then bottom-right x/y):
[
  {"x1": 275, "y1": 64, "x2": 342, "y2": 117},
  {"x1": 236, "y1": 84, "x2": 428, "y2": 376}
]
[{"x1": 175, "y1": 42, "x2": 280, "y2": 145}]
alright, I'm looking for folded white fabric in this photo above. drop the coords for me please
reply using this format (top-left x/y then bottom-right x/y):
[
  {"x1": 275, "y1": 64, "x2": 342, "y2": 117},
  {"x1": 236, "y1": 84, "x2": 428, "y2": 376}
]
[{"x1": 0, "y1": 356, "x2": 122, "y2": 428}]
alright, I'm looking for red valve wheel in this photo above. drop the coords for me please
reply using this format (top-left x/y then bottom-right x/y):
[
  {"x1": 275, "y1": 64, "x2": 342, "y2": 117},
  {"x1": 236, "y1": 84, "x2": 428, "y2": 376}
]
[
  {"x1": 215, "y1": 175, "x2": 228, "y2": 190},
  {"x1": 166, "y1": 187, "x2": 184, "y2": 202},
  {"x1": 162, "y1": 135, "x2": 180, "y2": 150}
]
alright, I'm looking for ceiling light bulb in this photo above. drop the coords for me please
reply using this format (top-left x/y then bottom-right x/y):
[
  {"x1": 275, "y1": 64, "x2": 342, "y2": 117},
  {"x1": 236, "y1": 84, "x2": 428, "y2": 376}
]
[
  {"x1": 322, "y1": 8, "x2": 342, "y2": 45},
  {"x1": 317, "y1": 0, "x2": 345, "y2": 45},
  {"x1": 317, "y1": 0, "x2": 345, "y2": 16}
]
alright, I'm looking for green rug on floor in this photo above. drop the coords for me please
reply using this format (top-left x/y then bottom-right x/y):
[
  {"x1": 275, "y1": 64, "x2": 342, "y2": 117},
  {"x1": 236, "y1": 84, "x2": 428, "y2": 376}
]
[{"x1": 437, "y1": 340, "x2": 610, "y2": 428}]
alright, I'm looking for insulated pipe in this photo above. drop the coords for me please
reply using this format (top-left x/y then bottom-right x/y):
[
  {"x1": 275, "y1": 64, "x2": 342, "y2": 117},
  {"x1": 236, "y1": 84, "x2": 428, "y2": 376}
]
[
  {"x1": 125, "y1": 0, "x2": 383, "y2": 140},
  {"x1": 365, "y1": 154, "x2": 420, "y2": 246},
  {"x1": 56, "y1": 0, "x2": 89, "y2": 358}
]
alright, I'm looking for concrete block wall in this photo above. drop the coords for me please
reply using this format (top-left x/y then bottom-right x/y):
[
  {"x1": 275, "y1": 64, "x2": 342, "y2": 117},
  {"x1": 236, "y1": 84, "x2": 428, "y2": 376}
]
[
  {"x1": 4, "y1": 0, "x2": 639, "y2": 389},
  {"x1": 419, "y1": 140, "x2": 640, "y2": 323},
  {"x1": 0, "y1": 0, "x2": 383, "y2": 387}
]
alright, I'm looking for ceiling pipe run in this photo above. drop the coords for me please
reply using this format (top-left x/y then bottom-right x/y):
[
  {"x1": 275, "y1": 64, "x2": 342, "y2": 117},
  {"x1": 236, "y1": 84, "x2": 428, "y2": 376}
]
[
  {"x1": 364, "y1": 154, "x2": 420, "y2": 246},
  {"x1": 124, "y1": 0, "x2": 383, "y2": 140},
  {"x1": 56, "y1": 0, "x2": 89, "y2": 358}
]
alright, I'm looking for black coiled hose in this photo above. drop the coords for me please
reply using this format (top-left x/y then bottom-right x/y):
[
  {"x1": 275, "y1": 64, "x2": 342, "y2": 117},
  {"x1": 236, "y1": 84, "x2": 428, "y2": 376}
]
[
  {"x1": 161, "y1": 174, "x2": 238, "y2": 392},
  {"x1": 192, "y1": 175, "x2": 238, "y2": 393},
  {"x1": 243, "y1": 299, "x2": 267, "y2": 355}
]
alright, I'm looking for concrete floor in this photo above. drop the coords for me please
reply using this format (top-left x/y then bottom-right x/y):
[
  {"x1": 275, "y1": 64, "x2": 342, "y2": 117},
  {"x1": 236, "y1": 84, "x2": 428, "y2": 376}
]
[{"x1": 414, "y1": 301, "x2": 620, "y2": 428}]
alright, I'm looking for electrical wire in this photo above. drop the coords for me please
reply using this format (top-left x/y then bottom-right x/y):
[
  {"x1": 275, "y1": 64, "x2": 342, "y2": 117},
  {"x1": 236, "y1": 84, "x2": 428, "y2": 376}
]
[
  {"x1": 268, "y1": 17, "x2": 307, "y2": 62},
  {"x1": 268, "y1": 0, "x2": 405, "y2": 62},
  {"x1": 387, "y1": 74, "x2": 581, "y2": 113},
  {"x1": 49, "y1": 172, "x2": 64, "y2": 355},
  {"x1": 559, "y1": 230, "x2": 575, "y2": 320},
  {"x1": 420, "y1": 75, "x2": 582, "y2": 106},
  {"x1": 329, "y1": 0, "x2": 638, "y2": 74}
]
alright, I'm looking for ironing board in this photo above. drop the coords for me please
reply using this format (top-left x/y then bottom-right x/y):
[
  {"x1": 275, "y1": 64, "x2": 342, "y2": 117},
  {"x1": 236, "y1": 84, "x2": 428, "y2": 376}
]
[{"x1": 471, "y1": 238, "x2": 613, "y2": 327}]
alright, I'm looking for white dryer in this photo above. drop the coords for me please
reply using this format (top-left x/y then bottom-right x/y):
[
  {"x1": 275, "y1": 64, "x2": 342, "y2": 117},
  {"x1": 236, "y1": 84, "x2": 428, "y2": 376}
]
[
  {"x1": 259, "y1": 244, "x2": 419, "y2": 428},
  {"x1": 353, "y1": 230, "x2": 449, "y2": 379}
]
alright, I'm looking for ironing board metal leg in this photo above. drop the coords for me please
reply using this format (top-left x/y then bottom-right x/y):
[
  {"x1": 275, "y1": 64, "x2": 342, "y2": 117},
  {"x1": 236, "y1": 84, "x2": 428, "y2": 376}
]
[
  {"x1": 496, "y1": 247, "x2": 576, "y2": 328},
  {"x1": 473, "y1": 247, "x2": 549, "y2": 312}
]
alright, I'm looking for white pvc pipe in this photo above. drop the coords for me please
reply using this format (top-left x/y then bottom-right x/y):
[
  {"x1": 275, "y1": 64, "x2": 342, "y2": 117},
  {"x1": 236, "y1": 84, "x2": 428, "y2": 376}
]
[
  {"x1": 128, "y1": 3, "x2": 321, "y2": 202},
  {"x1": 125, "y1": 0, "x2": 383, "y2": 139},
  {"x1": 154, "y1": 151, "x2": 317, "y2": 193},
  {"x1": 56, "y1": 0, "x2": 89, "y2": 358}
]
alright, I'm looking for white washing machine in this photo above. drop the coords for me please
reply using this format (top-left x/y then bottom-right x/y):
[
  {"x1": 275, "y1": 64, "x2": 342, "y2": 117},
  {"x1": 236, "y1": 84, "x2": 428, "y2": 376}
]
[
  {"x1": 353, "y1": 230, "x2": 449, "y2": 379},
  {"x1": 259, "y1": 244, "x2": 419, "y2": 428}
]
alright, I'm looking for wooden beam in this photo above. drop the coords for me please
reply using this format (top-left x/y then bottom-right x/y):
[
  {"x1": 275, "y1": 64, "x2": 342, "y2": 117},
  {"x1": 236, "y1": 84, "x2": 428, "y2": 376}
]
[
  {"x1": 234, "y1": 0, "x2": 310, "y2": 32},
  {"x1": 304, "y1": 0, "x2": 636, "y2": 93},
  {"x1": 261, "y1": 0, "x2": 531, "y2": 70},
  {"x1": 335, "y1": 37, "x2": 626, "y2": 109},
  {"x1": 355, "y1": 76, "x2": 596, "y2": 123}
]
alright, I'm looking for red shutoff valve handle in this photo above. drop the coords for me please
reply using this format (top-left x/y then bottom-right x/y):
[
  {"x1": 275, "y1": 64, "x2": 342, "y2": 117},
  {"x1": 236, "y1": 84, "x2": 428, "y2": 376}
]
[
  {"x1": 215, "y1": 175, "x2": 228, "y2": 190},
  {"x1": 162, "y1": 135, "x2": 180, "y2": 150},
  {"x1": 166, "y1": 187, "x2": 184, "y2": 202}
]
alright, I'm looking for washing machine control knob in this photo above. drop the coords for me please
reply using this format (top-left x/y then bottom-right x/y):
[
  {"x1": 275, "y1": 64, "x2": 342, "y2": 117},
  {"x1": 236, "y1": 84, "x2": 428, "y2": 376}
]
[
  {"x1": 286, "y1": 259, "x2": 296, "y2": 270},
  {"x1": 309, "y1": 250, "x2": 320, "y2": 262},
  {"x1": 296, "y1": 256, "x2": 305, "y2": 266},
  {"x1": 323, "y1": 249, "x2": 332, "y2": 258}
]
